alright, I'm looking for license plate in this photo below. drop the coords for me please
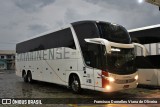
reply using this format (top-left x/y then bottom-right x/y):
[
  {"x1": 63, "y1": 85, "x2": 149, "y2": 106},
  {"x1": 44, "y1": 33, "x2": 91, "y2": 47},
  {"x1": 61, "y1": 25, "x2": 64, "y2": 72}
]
[{"x1": 123, "y1": 85, "x2": 129, "y2": 88}]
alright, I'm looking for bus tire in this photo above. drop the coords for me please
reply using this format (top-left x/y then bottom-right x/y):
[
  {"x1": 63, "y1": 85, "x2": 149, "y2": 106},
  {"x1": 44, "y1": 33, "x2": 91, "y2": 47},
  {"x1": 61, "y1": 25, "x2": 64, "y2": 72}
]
[
  {"x1": 22, "y1": 71, "x2": 28, "y2": 83},
  {"x1": 71, "y1": 75, "x2": 81, "y2": 94},
  {"x1": 27, "y1": 72, "x2": 33, "y2": 83}
]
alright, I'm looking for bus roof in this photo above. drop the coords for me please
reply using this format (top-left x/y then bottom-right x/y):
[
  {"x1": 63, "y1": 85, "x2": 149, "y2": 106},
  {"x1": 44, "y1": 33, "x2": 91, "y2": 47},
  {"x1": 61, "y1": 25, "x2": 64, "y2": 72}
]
[
  {"x1": 128, "y1": 24, "x2": 160, "y2": 33},
  {"x1": 17, "y1": 20, "x2": 123, "y2": 44},
  {"x1": 17, "y1": 21, "x2": 98, "y2": 44},
  {"x1": 17, "y1": 24, "x2": 71, "y2": 44}
]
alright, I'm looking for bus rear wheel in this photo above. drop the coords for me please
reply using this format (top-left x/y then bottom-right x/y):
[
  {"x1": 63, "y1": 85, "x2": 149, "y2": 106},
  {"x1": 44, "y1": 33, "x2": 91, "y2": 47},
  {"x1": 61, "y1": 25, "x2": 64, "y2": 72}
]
[
  {"x1": 71, "y1": 75, "x2": 81, "y2": 94},
  {"x1": 27, "y1": 72, "x2": 33, "y2": 83}
]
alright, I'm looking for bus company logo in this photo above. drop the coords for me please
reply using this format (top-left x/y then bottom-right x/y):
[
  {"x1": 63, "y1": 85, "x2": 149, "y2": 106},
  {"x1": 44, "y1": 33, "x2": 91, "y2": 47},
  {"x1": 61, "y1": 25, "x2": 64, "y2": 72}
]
[{"x1": 2, "y1": 99, "x2": 11, "y2": 104}]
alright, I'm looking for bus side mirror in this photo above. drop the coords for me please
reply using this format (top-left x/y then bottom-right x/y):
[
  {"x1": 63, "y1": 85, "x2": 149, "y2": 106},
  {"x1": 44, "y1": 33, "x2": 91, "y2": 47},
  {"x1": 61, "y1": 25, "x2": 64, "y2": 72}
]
[
  {"x1": 133, "y1": 43, "x2": 147, "y2": 57},
  {"x1": 84, "y1": 38, "x2": 111, "y2": 54}
]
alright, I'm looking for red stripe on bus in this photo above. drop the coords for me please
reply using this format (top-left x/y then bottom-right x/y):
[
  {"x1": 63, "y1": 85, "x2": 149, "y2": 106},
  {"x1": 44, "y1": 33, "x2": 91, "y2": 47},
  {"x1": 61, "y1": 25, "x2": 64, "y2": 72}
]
[{"x1": 102, "y1": 71, "x2": 109, "y2": 88}]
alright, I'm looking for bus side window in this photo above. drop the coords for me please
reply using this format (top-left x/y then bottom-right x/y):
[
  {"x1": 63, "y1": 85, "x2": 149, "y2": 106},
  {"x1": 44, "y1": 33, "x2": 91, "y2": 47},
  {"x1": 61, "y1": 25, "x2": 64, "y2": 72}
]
[
  {"x1": 84, "y1": 43, "x2": 101, "y2": 69},
  {"x1": 68, "y1": 40, "x2": 76, "y2": 49}
]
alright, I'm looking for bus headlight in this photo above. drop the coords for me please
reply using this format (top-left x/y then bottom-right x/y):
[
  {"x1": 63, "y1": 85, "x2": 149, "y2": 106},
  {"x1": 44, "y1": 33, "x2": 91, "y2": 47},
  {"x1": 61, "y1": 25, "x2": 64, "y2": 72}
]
[
  {"x1": 134, "y1": 75, "x2": 138, "y2": 80},
  {"x1": 101, "y1": 74, "x2": 115, "y2": 82},
  {"x1": 108, "y1": 77, "x2": 115, "y2": 82}
]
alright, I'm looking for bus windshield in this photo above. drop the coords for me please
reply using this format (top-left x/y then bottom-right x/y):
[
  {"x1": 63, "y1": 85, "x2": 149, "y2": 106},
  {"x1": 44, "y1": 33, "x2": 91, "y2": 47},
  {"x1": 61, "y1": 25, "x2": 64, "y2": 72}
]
[
  {"x1": 83, "y1": 41, "x2": 136, "y2": 75},
  {"x1": 105, "y1": 48, "x2": 136, "y2": 75}
]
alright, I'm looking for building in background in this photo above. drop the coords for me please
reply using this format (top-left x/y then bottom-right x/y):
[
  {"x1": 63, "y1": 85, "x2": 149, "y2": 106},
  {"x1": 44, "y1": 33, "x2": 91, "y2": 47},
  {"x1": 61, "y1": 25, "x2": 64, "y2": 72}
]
[{"x1": 0, "y1": 50, "x2": 15, "y2": 70}]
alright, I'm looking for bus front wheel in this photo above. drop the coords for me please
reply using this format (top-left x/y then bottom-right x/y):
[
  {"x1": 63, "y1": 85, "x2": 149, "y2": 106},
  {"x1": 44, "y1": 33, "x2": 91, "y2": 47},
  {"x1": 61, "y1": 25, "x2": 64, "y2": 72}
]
[
  {"x1": 71, "y1": 75, "x2": 81, "y2": 94},
  {"x1": 22, "y1": 71, "x2": 28, "y2": 83}
]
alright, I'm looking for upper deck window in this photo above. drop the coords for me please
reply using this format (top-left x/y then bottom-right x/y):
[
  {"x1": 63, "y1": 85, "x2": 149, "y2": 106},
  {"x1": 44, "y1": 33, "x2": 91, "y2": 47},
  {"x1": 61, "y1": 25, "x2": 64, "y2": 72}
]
[{"x1": 97, "y1": 22, "x2": 131, "y2": 44}]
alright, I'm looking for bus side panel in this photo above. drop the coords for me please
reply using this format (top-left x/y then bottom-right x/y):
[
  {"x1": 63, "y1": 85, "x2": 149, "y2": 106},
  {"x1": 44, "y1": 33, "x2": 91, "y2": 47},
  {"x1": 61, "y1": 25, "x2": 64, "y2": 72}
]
[
  {"x1": 158, "y1": 70, "x2": 160, "y2": 86},
  {"x1": 27, "y1": 61, "x2": 38, "y2": 81},
  {"x1": 94, "y1": 69, "x2": 102, "y2": 91},
  {"x1": 76, "y1": 58, "x2": 95, "y2": 90},
  {"x1": 40, "y1": 60, "x2": 51, "y2": 83},
  {"x1": 42, "y1": 48, "x2": 79, "y2": 85},
  {"x1": 138, "y1": 69, "x2": 158, "y2": 86},
  {"x1": 15, "y1": 61, "x2": 22, "y2": 77},
  {"x1": 76, "y1": 58, "x2": 86, "y2": 89},
  {"x1": 16, "y1": 61, "x2": 28, "y2": 78},
  {"x1": 65, "y1": 59, "x2": 78, "y2": 84},
  {"x1": 44, "y1": 59, "x2": 66, "y2": 85}
]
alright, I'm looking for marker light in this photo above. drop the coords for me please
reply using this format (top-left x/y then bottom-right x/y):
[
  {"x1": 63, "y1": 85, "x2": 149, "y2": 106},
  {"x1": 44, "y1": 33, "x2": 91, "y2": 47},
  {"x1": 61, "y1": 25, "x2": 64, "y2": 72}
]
[
  {"x1": 111, "y1": 48, "x2": 120, "y2": 52},
  {"x1": 138, "y1": 0, "x2": 144, "y2": 4},
  {"x1": 105, "y1": 85, "x2": 111, "y2": 91},
  {"x1": 135, "y1": 75, "x2": 138, "y2": 80}
]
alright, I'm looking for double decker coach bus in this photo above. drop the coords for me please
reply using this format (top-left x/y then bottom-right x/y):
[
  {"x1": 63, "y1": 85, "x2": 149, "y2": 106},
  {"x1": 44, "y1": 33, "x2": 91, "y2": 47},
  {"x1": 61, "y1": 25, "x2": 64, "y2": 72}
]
[
  {"x1": 129, "y1": 24, "x2": 160, "y2": 87},
  {"x1": 16, "y1": 21, "x2": 144, "y2": 93}
]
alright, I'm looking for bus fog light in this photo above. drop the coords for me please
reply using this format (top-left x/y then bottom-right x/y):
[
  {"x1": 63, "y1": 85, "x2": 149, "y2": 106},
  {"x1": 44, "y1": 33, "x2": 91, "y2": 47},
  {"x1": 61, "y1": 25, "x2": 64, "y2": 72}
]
[
  {"x1": 108, "y1": 77, "x2": 115, "y2": 82},
  {"x1": 135, "y1": 75, "x2": 138, "y2": 80},
  {"x1": 105, "y1": 85, "x2": 111, "y2": 90}
]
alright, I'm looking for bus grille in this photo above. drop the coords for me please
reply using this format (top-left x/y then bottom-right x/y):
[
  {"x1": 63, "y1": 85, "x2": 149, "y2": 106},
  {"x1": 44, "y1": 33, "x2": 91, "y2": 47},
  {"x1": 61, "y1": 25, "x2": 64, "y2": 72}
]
[{"x1": 115, "y1": 79, "x2": 135, "y2": 84}]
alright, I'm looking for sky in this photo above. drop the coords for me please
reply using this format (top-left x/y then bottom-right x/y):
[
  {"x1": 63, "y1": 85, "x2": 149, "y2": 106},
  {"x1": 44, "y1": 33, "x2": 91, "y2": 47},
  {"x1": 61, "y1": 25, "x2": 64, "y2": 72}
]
[{"x1": 0, "y1": 0, "x2": 160, "y2": 50}]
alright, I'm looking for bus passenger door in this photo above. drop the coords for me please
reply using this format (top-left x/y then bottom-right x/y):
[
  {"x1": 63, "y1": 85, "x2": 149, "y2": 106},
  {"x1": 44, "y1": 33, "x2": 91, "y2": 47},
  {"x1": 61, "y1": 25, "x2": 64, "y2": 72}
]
[{"x1": 82, "y1": 42, "x2": 103, "y2": 90}]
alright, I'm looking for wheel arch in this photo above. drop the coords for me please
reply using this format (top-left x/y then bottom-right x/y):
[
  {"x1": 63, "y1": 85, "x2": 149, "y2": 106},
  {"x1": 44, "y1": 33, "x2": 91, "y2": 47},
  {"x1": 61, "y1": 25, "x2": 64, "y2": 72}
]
[
  {"x1": 27, "y1": 70, "x2": 32, "y2": 75},
  {"x1": 68, "y1": 72, "x2": 82, "y2": 87}
]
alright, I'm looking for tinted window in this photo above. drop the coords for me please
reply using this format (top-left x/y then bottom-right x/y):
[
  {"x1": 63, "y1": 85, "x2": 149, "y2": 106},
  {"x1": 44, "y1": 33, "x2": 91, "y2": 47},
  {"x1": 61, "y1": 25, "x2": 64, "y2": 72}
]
[
  {"x1": 97, "y1": 22, "x2": 131, "y2": 44},
  {"x1": 131, "y1": 37, "x2": 160, "y2": 44},
  {"x1": 16, "y1": 28, "x2": 76, "y2": 53},
  {"x1": 130, "y1": 27, "x2": 160, "y2": 44},
  {"x1": 83, "y1": 43, "x2": 107, "y2": 69},
  {"x1": 73, "y1": 22, "x2": 99, "y2": 47},
  {"x1": 135, "y1": 56, "x2": 160, "y2": 69},
  {"x1": 73, "y1": 22, "x2": 100, "y2": 67}
]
